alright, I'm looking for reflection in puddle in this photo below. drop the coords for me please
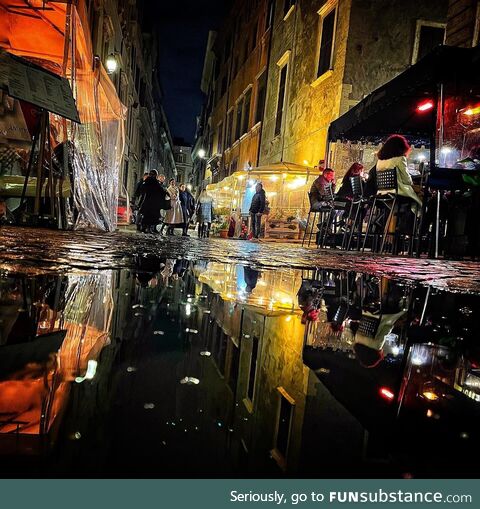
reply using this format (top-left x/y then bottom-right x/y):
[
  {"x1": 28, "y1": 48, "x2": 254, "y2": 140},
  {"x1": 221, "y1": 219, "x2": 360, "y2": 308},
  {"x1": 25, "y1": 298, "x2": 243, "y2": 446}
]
[{"x1": 0, "y1": 260, "x2": 478, "y2": 475}]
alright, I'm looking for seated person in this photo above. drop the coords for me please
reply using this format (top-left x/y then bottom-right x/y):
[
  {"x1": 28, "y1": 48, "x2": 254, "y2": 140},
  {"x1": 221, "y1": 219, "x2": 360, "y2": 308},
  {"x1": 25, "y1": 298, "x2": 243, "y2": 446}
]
[
  {"x1": 309, "y1": 167, "x2": 335, "y2": 210},
  {"x1": 336, "y1": 162, "x2": 365, "y2": 200}
]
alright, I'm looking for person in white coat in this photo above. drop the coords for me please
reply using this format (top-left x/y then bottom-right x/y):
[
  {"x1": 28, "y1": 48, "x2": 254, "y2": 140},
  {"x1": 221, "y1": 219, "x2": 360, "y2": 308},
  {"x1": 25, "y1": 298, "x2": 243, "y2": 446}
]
[
  {"x1": 373, "y1": 134, "x2": 422, "y2": 207},
  {"x1": 164, "y1": 179, "x2": 184, "y2": 235}
]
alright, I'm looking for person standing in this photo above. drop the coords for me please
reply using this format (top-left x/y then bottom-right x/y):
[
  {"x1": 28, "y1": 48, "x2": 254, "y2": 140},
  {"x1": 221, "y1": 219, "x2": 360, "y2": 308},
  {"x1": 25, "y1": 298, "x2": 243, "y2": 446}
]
[
  {"x1": 138, "y1": 169, "x2": 167, "y2": 234},
  {"x1": 179, "y1": 184, "x2": 195, "y2": 236},
  {"x1": 196, "y1": 188, "x2": 214, "y2": 238},
  {"x1": 157, "y1": 173, "x2": 171, "y2": 235},
  {"x1": 164, "y1": 179, "x2": 184, "y2": 235},
  {"x1": 249, "y1": 182, "x2": 266, "y2": 240}
]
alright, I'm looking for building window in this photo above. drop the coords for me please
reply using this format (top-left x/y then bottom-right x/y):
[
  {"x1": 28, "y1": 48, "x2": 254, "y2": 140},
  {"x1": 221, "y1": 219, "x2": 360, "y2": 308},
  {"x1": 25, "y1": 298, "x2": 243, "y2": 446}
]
[
  {"x1": 284, "y1": 0, "x2": 295, "y2": 18},
  {"x1": 255, "y1": 71, "x2": 267, "y2": 124},
  {"x1": 246, "y1": 336, "x2": 259, "y2": 401},
  {"x1": 412, "y1": 20, "x2": 446, "y2": 64},
  {"x1": 274, "y1": 388, "x2": 295, "y2": 461},
  {"x1": 226, "y1": 109, "x2": 234, "y2": 147},
  {"x1": 317, "y1": 5, "x2": 337, "y2": 78},
  {"x1": 235, "y1": 98, "x2": 244, "y2": 141},
  {"x1": 217, "y1": 121, "x2": 224, "y2": 153},
  {"x1": 242, "y1": 88, "x2": 252, "y2": 135},
  {"x1": 275, "y1": 63, "x2": 288, "y2": 137}
]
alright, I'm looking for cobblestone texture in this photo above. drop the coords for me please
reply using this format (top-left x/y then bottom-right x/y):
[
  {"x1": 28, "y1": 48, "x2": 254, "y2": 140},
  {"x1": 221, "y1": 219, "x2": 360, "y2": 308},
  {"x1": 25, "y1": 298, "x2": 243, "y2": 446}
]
[{"x1": 0, "y1": 226, "x2": 479, "y2": 294}]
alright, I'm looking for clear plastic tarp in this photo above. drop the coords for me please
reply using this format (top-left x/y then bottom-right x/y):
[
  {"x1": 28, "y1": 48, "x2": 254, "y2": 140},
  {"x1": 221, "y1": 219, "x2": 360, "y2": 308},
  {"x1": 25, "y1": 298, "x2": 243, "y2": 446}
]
[{"x1": 0, "y1": 0, "x2": 125, "y2": 231}]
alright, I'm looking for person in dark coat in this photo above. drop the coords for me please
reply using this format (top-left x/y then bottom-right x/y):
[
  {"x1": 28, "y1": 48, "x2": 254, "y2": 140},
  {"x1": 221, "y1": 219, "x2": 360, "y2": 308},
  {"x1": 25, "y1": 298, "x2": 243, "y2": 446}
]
[
  {"x1": 138, "y1": 169, "x2": 168, "y2": 233},
  {"x1": 178, "y1": 184, "x2": 196, "y2": 236},
  {"x1": 310, "y1": 168, "x2": 335, "y2": 210},
  {"x1": 132, "y1": 172, "x2": 149, "y2": 230},
  {"x1": 337, "y1": 163, "x2": 364, "y2": 200},
  {"x1": 249, "y1": 182, "x2": 266, "y2": 239}
]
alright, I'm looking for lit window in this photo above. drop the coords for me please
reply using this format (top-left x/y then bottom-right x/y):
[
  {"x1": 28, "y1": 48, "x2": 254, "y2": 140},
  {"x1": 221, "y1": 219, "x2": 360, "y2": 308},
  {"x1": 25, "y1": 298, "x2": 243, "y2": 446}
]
[{"x1": 242, "y1": 88, "x2": 252, "y2": 135}]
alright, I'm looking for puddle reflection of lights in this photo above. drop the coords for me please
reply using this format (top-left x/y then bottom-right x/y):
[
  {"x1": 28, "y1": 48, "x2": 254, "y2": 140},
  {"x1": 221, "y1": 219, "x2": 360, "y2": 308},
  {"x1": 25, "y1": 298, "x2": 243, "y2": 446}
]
[
  {"x1": 200, "y1": 351, "x2": 211, "y2": 356},
  {"x1": 391, "y1": 345, "x2": 401, "y2": 356},
  {"x1": 180, "y1": 376, "x2": 200, "y2": 385},
  {"x1": 285, "y1": 315, "x2": 292, "y2": 322},
  {"x1": 185, "y1": 303, "x2": 192, "y2": 316},
  {"x1": 126, "y1": 366, "x2": 137, "y2": 373},
  {"x1": 144, "y1": 403, "x2": 155, "y2": 409},
  {"x1": 440, "y1": 147, "x2": 452, "y2": 154},
  {"x1": 75, "y1": 360, "x2": 98, "y2": 383},
  {"x1": 379, "y1": 387, "x2": 395, "y2": 401},
  {"x1": 422, "y1": 391, "x2": 439, "y2": 401},
  {"x1": 185, "y1": 328, "x2": 198, "y2": 334},
  {"x1": 154, "y1": 330, "x2": 165, "y2": 335}
]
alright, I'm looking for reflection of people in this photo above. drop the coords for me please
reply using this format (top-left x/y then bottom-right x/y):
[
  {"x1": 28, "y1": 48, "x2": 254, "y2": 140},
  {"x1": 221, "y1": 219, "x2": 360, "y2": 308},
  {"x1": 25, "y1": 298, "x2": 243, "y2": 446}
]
[
  {"x1": 249, "y1": 182, "x2": 266, "y2": 240},
  {"x1": 243, "y1": 266, "x2": 260, "y2": 293},
  {"x1": 297, "y1": 279, "x2": 323, "y2": 324}
]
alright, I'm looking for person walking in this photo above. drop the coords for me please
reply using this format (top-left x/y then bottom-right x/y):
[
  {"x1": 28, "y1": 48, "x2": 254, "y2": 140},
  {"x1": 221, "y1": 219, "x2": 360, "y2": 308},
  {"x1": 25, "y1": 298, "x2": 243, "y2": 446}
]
[
  {"x1": 164, "y1": 179, "x2": 184, "y2": 235},
  {"x1": 179, "y1": 184, "x2": 195, "y2": 236},
  {"x1": 196, "y1": 188, "x2": 214, "y2": 238},
  {"x1": 138, "y1": 169, "x2": 167, "y2": 234},
  {"x1": 133, "y1": 172, "x2": 149, "y2": 231},
  {"x1": 249, "y1": 182, "x2": 266, "y2": 240}
]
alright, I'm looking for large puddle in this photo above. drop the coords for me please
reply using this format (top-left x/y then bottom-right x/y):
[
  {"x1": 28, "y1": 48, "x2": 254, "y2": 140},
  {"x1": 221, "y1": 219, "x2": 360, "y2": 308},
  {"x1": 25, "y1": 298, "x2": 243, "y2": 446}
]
[{"x1": 0, "y1": 257, "x2": 479, "y2": 476}]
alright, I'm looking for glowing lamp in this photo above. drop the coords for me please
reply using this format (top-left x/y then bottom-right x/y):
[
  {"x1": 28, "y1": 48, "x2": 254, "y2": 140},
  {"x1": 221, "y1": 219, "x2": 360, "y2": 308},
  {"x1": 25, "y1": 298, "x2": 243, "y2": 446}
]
[
  {"x1": 379, "y1": 387, "x2": 395, "y2": 401},
  {"x1": 198, "y1": 148, "x2": 206, "y2": 158},
  {"x1": 105, "y1": 54, "x2": 118, "y2": 74},
  {"x1": 422, "y1": 391, "x2": 439, "y2": 401},
  {"x1": 417, "y1": 100, "x2": 434, "y2": 112}
]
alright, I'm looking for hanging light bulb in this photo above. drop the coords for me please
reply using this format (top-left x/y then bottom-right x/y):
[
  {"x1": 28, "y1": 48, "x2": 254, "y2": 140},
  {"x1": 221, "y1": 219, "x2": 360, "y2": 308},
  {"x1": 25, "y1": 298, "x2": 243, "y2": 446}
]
[{"x1": 105, "y1": 53, "x2": 118, "y2": 74}]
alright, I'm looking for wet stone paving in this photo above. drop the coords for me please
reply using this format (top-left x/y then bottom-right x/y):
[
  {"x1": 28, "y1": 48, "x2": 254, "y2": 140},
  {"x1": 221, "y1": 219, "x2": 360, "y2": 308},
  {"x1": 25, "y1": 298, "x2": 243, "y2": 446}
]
[{"x1": 0, "y1": 226, "x2": 479, "y2": 476}]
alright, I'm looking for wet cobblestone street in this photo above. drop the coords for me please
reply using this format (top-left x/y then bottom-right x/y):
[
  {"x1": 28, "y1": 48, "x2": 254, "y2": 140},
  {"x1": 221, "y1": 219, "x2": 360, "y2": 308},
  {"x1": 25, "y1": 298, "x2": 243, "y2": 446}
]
[{"x1": 0, "y1": 226, "x2": 479, "y2": 294}]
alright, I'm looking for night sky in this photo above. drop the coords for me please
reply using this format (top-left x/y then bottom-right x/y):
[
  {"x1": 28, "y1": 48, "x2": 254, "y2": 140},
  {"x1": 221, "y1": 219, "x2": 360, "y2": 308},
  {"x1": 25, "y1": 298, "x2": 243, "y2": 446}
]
[{"x1": 145, "y1": 0, "x2": 233, "y2": 145}]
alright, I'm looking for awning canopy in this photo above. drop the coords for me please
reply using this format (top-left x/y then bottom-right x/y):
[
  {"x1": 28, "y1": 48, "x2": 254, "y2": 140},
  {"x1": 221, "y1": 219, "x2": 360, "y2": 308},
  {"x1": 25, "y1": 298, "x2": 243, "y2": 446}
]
[{"x1": 328, "y1": 46, "x2": 480, "y2": 142}]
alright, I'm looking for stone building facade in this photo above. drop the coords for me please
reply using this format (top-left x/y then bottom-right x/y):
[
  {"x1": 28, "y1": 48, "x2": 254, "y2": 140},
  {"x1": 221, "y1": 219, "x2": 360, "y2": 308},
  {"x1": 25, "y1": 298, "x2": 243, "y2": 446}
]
[
  {"x1": 205, "y1": 0, "x2": 274, "y2": 184},
  {"x1": 259, "y1": 0, "x2": 448, "y2": 176},
  {"x1": 86, "y1": 0, "x2": 176, "y2": 201},
  {"x1": 173, "y1": 142, "x2": 194, "y2": 186},
  {"x1": 446, "y1": 0, "x2": 480, "y2": 47}
]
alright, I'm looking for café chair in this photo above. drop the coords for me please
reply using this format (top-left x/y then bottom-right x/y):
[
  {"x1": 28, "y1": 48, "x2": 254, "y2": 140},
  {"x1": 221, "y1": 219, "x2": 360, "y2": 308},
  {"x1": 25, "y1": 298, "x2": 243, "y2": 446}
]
[
  {"x1": 315, "y1": 183, "x2": 338, "y2": 247},
  {"x1": 341, "y1": 175, "x2": 365, "y2": 251},
  {"x1": 302, "y1": 192, "x2": 321, "y2": 247},
  {"x1": 361, "y1": 169, "x2": 398, "y2": 254}
]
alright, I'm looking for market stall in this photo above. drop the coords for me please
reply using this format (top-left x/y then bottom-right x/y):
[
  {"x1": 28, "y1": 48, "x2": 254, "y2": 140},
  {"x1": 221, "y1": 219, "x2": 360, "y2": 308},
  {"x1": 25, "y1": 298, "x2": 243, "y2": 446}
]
[
  {"x1": 206, "y1": 162, "x2": 314, "y2": 240},
  {"x1": 327, "y1": 45, "x2": 480, "y2": 258}
]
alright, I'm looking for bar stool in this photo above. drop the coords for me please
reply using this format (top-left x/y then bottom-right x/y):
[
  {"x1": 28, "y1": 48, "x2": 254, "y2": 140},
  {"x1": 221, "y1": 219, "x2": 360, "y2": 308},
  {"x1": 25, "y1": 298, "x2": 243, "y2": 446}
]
[
  {"x1": 302, "y1": 192, "x2": 321, "y2": 247},
  {"x1": 316, "y1": 183, "x2": 336, "y2": 247},
  {"x1": 341, "y1": 175, "x2": 365, "y2": 251},
  {"x1": 361, "y1": 169, "x2": 398, "y2": 254}
]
